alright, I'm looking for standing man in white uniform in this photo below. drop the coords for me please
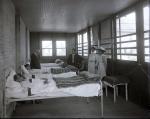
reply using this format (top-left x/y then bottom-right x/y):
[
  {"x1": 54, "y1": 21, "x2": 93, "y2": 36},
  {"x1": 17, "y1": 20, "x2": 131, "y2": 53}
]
[{"x1": 88, "y1": 46, "x2": 107, "y2": 80}]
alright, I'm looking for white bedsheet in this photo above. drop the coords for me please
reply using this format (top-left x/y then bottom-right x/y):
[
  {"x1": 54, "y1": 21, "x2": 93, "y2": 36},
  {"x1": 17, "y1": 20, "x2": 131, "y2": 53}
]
[
  {"x1": 41, "y1": 63, "x2": 60, "y2": 67},
  {"x1": 21, "y1": 78, "x2": 57, "y2": 95},
  {"x1": 58, "y1": 83, "x2": 100, "y2": 97},
  {"x1": 6, "y1": 71, "x2": 101, "y2": 100},
  {"x1": 52, "y1": 72, "x2": 77, "y2": 78}
]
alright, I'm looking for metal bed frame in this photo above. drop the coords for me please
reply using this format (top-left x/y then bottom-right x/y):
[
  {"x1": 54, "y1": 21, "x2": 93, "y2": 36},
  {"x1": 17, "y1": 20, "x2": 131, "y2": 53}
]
[{"x1": 3, "y1": 68, "x2": 104, "y2": 118}]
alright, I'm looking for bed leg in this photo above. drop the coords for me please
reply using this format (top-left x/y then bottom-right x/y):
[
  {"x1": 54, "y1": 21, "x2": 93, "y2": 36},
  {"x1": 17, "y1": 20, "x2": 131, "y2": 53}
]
[
  {"x1": 105, "y1": 85, "x2": 108, "y2": 96},
  {"x1": 113, "y1": 86, "x2": 116, "y2": 103},
  {"x1": 101, "y1": 90, "x2": 103, "y2": 117},
  {"x1": 125, "y1": 83, "x2": 128, "y2": 101},
  {"x1": 13, "y1": 102, "x2": 16, "y2": 111}
]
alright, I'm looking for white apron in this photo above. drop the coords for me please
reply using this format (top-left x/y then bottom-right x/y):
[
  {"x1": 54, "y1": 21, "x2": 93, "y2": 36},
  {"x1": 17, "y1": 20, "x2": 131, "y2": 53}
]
[{"x1": 88, "y1": 53, "x2": 107, "y2": 80}]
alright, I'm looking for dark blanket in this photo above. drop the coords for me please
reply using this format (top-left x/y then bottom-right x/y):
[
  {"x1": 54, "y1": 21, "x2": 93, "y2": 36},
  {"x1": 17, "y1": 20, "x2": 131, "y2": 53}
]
[
  {"x1": 51, "y1": 67, "x2": 71, "y2": 74},
  {"x1": 53, "y1": 75, "x2": 100, "y2": 88}
]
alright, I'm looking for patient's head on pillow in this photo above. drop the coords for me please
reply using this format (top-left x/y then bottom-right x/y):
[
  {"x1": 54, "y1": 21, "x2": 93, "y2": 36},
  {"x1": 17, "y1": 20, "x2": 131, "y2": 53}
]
[
  {"x1": 55, "y1": 59, "x2": 64, "y2": 64},
  {"x1": 14, "y1": 73, "x2": 25, "y2": 82},
  {"x1": 24, "y1": 64, "x2": 30, "y2": 70}
]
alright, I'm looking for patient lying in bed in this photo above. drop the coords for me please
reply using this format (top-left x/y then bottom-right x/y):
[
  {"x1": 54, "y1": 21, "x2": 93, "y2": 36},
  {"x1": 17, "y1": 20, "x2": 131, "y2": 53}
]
[{"x1": 6, "y1": 73, "x2": 56, "y2": 98}]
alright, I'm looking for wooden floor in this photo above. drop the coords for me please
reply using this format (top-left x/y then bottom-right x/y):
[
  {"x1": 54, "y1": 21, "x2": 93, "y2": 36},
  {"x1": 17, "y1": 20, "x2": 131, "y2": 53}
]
[{"x1": 12, "y1": 91, "x2": 149, "y2": 118}]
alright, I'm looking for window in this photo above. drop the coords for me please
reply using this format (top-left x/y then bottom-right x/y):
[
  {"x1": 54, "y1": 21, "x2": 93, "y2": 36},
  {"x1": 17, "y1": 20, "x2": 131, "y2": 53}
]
[
  {"x1": 83, "y1": 32, "x2": 88, "y2": 56},
  {"x1": 116, "y1": 12, "x2": 137, "y2": 61},
  {"x1": 143, "y1": 5, "x2": 150, "y2": 62},
  {"x1": 77, "y1": 34, "x2": 82, "y2": 56},
  {"x1": 41, "y1": 41, "x2": 52, "y2": 56},
  {"x1": 77, "y1": 32, "x2": 89, "y2": 56},
  {"x1": 90, "y1": 28, "x2": 93, "y2": 46},
  {"x1": 56, "y1": 41, "x2": 66, "y2": 56}
]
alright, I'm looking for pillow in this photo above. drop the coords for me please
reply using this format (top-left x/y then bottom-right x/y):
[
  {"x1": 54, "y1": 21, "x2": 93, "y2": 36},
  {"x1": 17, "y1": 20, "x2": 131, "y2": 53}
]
[
  {"x1": 6, "y1": 76, "x2": 21, "y2": 88},
  {"x1": 5, "y1": 69, "x2": 25, "y2": 89},
  {"x1": 6, "y1": 69, "x2": 16, "y2": 85}
]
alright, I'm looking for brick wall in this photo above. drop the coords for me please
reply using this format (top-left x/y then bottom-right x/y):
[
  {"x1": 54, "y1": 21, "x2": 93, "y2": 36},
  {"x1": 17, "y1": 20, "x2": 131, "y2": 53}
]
[
  {"x1": 0, "y1": 0, "x2": 16, "y2": 117},
  {"x1": 0, "y1": 0, "x2": 29, "y2": 117}
]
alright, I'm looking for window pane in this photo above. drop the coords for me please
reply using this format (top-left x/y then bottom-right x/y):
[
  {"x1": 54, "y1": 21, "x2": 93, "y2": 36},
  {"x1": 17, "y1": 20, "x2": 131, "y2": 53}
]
[
  {"x1": 120, "y1": 35, "x2": 136, "y2": 42},
  {"x1": 78, "y1": 47, "x2": 82, "y2": 51},
  {"x1": 56, "y1": 49, "x2": 66, "y2": 56},
  {"x1": 84, "y1": 54, "x2": 88, "y2": 56},
  {"x1": 117, "y1": 49, "x2": 121, "y2": 54},
  {"x1": 42, "y1": 49, "x2": 52, "y2": 56},
  {"x1": 83, "y1": 43, "x2": 88, "y2": 47},
  {"x1": 121, "y1": 42, "x2": 136, "y2": 48},
  {"x1": 116, "y1": 18, "x2": 120, "y2": 36},
  {"x1": 145, "y1": 48, "x2": 149, "y2": 54},
  {"x1": 145, "y1": 56, "x2": 150, "y2": 62},
  {"x1": 78, "y1": 34, "x2": 82, "y2": 44},
  {"x1": 42, "y1": 41, "x2": 52, "y2": 48},
  {"x1": 90, "y1": 28, "x2": 93, "y2": 45},
  {"x1": 143, "y1": 6, "x2": 150, "y2": 31},
  {"x1": 120, "y1": 12, "x2": 136, "y2": 35},
  {"x1": 121, "y1": 49, "x2": 137, "y2": 54},
  {"x1": 83, "y1": 32, "x2": 88, "y2": 43},
  {"x1": 117, "y1": 43, "x2": 121, "y2": 48},
  {"x1": 56, "y1": 41, "x2": 66, "y2": 48},
  {"x1": 83, "y1": 46, "x2": 88, "y2": 50},
  {"x1": 144, "y1": 32, "x2": 149, "y2": 39},
  {"x1": 117, "y1": 55, "x2": 121, "y2": 59},
  {"x1": 121, "y1": 55, "x2": 137, "y2": 61},
  {"x1": 117, "y1": 38, "x2": 120, "y2": 42},
  {"x1": 144, "y1": 40, "x2": 149, "y2": 46}
]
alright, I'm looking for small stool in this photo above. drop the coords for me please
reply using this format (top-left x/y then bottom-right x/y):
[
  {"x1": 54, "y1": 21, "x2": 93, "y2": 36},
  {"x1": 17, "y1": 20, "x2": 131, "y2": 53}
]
[{"x1": 102, "y1": 76, "x2": 129, "y2": 103}]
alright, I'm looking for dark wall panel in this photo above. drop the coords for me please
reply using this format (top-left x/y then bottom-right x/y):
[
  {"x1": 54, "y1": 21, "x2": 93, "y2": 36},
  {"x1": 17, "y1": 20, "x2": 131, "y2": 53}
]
[{"x1": 16, "y1": 16, "x2": 29, "y2": 71}]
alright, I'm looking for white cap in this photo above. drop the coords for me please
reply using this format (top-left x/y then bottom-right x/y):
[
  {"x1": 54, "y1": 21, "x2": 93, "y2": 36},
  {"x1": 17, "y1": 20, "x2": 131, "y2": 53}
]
[{"x1": 96, "y1": 47, "x2": 106, "y2": 51}]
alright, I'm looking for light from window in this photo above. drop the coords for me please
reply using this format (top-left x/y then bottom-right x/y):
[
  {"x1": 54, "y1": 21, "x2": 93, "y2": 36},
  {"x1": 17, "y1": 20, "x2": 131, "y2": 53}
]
[
  {"x1": 90, "y1": 28, "x2": 93, "y2": 45},
  {"x1": 56, "y1": 41, "x2": 66, "y2": 56},
  {"x1": 42, "y1": 41, "x2": 52, "y2": 56},
  {"x1": 116, "y1": 11, "x2": 137, "y2": 61},
  {"x1": 144, "y1": 6, "x2": 150, "y2": 31},
  {"x1": 83, "y1": 32, "x2": 88, "y2": 56},
  {"x1": 144, "y1": 5, "x2": 150, "y2": 62},
  {"x1": 120, "y1": 12, "x2": 136, "y2": 36},
  {"x1": 77, "y1": 34, "x2": 82, "y2": 55}
]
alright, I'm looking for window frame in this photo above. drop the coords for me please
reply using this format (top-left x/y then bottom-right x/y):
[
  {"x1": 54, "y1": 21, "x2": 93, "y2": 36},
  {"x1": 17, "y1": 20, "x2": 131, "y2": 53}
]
[
  {"x1": 41, "y1": 40, "x2": 53, "y2": 57},
  {"x1": 116, "y1": 11, "x2": 137, "y2": 61},
  {"x1": 143, "y1": 5, "x2": 150, "y2": 62},
  {"x1": 56, "y1": 40, "x2": 66, "y2": 56},
  {"x1": 77, "y1": 31, "x2": 89, "y2": 57}
]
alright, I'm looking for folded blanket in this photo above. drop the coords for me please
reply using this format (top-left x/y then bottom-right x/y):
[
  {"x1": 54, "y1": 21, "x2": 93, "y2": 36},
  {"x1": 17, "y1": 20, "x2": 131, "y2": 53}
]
[
  {"x1": 53, "y1": 75, "x2": 100, "y2": 88},
  {"x1": 51, "y1": 67, "x2": 71, "y2": 74},
  {"x1": 79, "y1": 71, "x2": 100, "y2": 79}
]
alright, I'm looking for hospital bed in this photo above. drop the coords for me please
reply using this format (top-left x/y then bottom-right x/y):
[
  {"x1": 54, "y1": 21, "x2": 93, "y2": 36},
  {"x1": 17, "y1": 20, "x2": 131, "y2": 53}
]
[{"x1": 3, "y1": 65, "x2": 103, "y2": 118}]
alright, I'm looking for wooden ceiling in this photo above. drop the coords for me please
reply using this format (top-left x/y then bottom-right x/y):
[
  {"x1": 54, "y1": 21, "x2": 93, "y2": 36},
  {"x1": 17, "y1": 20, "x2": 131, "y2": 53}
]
[{"x1": 12, "y1": 0, "x2": 139, "y2": 33}]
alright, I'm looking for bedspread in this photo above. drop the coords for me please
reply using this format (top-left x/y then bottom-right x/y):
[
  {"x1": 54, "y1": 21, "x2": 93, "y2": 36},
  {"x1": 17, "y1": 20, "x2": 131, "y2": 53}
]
[{"x1": 53, "y1": 75, "x2": 100, "y2": 88}]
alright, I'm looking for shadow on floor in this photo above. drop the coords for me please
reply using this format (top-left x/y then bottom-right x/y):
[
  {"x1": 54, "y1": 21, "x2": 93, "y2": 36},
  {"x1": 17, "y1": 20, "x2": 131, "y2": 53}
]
[{"x1": 12, "y1": 91, "x2": 148, "y2": 118}]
